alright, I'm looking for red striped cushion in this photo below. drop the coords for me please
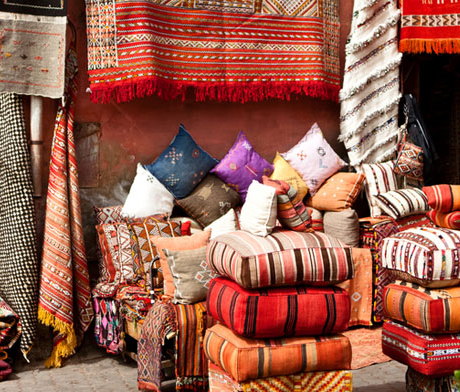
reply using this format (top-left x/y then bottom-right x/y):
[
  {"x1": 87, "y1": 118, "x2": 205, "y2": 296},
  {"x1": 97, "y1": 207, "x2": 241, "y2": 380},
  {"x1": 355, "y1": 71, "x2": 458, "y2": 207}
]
[
  {"x1": 206, "y1": 229, "x2": 354, "y2": 289},
  {"x1": 207, "y1": 277, "x2": 350, "y2": 338},
  {"x1": 382, "y1": 320, "x2": 460, "y2": 376},
  {"x1": 204, "y1": 323, "x2": 351, "y2": 382},
  {"x1": 262, "y1": 176, "x2": 312, "y2": 232},
  {"x1": 422, "y1": 184, "x2": 460, "y2": 213},
  {"x1": 427, "y1": 209, "x2": 460, "y2": 229}
]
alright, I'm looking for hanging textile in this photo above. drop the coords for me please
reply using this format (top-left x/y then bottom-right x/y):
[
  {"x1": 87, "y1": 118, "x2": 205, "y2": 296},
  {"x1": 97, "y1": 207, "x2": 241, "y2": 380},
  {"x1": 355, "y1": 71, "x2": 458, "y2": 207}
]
[
  {"x1": 0, "y1": 93, "x2": 39, "y2": 357},
  {"x1": 38, "y1": 46, "x2": 94, "y2": 368},
  {"x1": 0, "y1": 1, "x2": 67, "y2": 98},
  {"x1": 0, "y1": 296, "x2": 22, "y2": 360},
  {"x1": 85, "y1": 0, "x2": 340, "y2": 104},
  {"x1": 400, "y1": 0, "x2": 460, "y2": 54},
  {"x1": 339, "y1": 0, "x2": 402, "y2": 169}
]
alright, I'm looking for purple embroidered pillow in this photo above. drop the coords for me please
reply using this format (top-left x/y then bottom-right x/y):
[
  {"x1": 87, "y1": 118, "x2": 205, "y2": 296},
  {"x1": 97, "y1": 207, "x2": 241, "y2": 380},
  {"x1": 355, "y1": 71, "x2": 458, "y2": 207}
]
[{"x1": 210, "y1": 131, "x2": 274, "y2": 201}]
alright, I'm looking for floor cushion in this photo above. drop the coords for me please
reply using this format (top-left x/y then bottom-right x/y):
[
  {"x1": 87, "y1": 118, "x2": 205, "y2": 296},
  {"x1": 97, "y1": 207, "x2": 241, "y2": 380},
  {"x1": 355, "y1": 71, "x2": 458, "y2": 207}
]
[
  {"x1": 422, "y1": 184, "x2": 460, "y2": 213},
  {"x1": 384, "y1": 280, "x2": 460, "y2": 334},
  {"x1": 204, "y1": 323, "x2": 351, "y2": 382},
  {"x1": 208, "y1": 362, "x2": 353, "y2": 392},
  {"x1": 427, "y1": 209, "x2": 460, "y2": 230},
  {"x1": 382, "y1": 320, "x2": 460, "y2": 376},
  {"x1": 206, "y1": 229, "x2": 354, "y2": 289},
  {"x1": 207, "y1": 277, "x2": 350, "y2": 338},
  {"x1": 381, "y1": 227, "x2": 460, "y2": 288}
]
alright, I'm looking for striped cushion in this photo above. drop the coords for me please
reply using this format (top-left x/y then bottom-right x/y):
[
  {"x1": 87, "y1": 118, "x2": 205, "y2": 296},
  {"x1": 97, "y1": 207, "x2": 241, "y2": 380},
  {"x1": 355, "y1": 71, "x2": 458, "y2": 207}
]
[
  {"x1": 307, "y1": 172, "x2": 365, "y2": 212},
  {"x1": 383, "y1": 280, "x2": 460, "y2": 333},
  {"x1": 382, "y1": 320, "x2": 460, "y2": 376},
  {"x1": 381, "y1": 227, "x2": 460, "y2": 288},
  {"x1": 361, "y1": 161, "x2": 398, "y2": 217},
  {"x1": 206, "y1": 229, "x2": 354, "y2": 289},
  {"x1": 204, "y1": 323, "x2": 351, "y2": 382},
  {"x1": 373, "y1": 188, "x2": 429, "y2": 220},
  {"x1": 262, "y1": 176, "x2": 312, "y2": 232},
  {"x1": 308, "y1": 207, "x2": 324, "y2": 232},
  {"x1": 208, "y1": 362, "x2": 353, "y2": 392},
  {"x1": 427, "y1": 209, "x2": 460, "y2": 230},
  {"x1": 423, "y1": 184, "x2": 460, "y2": 213},
  {"x1": 207, "y1": 277, "x2": 350, "y2": 338}
]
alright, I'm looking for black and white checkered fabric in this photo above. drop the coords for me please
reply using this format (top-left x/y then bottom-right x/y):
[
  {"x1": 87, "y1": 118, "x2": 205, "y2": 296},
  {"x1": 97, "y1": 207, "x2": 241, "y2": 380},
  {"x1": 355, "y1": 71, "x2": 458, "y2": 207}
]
[{"x1": 0, "y1": 93, "x2": 38, "y2": 356}]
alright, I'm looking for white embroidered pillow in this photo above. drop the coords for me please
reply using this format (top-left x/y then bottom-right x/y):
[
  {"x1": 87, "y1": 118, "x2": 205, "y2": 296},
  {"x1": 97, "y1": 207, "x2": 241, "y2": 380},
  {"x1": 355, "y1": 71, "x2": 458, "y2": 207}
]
[{"x1": 122, "y1": 163, "x2": 174, "y2": 219}]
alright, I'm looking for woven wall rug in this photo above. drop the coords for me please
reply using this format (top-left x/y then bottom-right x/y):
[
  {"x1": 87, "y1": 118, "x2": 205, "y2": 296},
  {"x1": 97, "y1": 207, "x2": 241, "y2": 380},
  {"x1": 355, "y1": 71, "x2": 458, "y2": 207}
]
[
  {"x1": 339, "y1": 0, "x2": 402, "y2": 168},
  {"x1": 0, "y1": 11, "x2": 66, "y2": 98},
  {"x1": 85, "y1": 0, "x2": 340, "y2": 103},
  {"x1": 400, "y1": 0, "x2": 460, "y2": 54}
]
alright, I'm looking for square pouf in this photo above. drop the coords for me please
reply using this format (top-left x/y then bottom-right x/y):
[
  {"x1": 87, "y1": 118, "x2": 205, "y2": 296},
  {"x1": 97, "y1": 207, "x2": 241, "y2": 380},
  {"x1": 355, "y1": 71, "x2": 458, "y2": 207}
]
[
  {"x1": 207, "y1": 277, "x2": 350, "y2": 338},
  {"x1": 383, "y1": 280, "x2": 460, "y2": 334},
  {"x1": 380, "y1": 227, "x2": 460, "y2": 288},
  {"x1": 206, "y1": 229, "x2": 354, "y2": 289},
  {"x1": 208, "y1": 362, "x2": 353, "y2": 392},
  {"x1": 382, "y1": 320, "x2": 460, "y2": 376},
  {"x1": 204, "y1": 323, "x2": 351, "y2": 382}
]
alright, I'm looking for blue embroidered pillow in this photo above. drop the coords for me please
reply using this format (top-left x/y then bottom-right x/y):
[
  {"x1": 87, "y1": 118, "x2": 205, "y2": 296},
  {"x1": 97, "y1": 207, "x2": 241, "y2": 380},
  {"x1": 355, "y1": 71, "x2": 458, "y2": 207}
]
[
  {"x1": 144, "y1": 125, "x2": 218, "y2": 199},
  {"x1": 210, "y1": 131, "x2": 274, "y2": 201}
]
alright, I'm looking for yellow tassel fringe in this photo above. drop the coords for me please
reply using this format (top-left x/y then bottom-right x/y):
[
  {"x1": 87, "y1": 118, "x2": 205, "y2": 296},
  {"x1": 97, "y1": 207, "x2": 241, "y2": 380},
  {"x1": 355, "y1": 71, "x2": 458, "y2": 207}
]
[
  {"x1": 400, "y1": 38, "x2": 460, "y2": 54},
  {"x1": 38, "y1": 306, "x2": 77, "y2": 368}
]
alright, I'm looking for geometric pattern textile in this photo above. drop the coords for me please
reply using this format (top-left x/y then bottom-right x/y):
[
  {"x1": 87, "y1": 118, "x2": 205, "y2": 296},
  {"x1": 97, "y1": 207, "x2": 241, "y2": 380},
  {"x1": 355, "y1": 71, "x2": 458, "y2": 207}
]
[
  {"x1": 207, "y1": 277, "x2": 350, "y2": 338},
  {"x1": 382, "y1": 320, "x2": 460, "y2": 377},
  {"x1": 137, "y1": 300, "x2": 177, "y2": 392},
  {"x1": 207, "y1": 229, "x2": 354, "y2": 289},
  {"x1": 406, "y1": 367, "x2": 459, "y2": 392},
  {"x1": 38, "y1": 47, "x2": 94, "y2": 368},
  {"x1": 339, "y1": 0, "x2": 402, "y2": 168},
  {"x1": 0, "y1": 295, "x2": 22, "y2": 360},
  {"x1": 85, "y1": 0, "x2": 340, "y2": 104},
  {"x1": 93, "y1": 297, "x2": 122, "y2": 355},
  {"x1": 400, "y1": 0, "x2": 460, "y2": 54},
  {"x1": 208, "y1": 362, "x2": 353, "y2": 392},
  {"x1": 0, "y1": 12, "x2": 66, "y2": 98},
  {"x1": 0, "y1": 93, "x2": 39, "y2": 357}
]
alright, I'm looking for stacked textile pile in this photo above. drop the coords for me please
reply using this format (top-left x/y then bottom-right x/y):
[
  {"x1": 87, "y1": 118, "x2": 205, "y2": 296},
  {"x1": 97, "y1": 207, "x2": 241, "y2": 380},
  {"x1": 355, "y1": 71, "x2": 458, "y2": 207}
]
[
  {"x1": 380, "y1": 185, "x2": 460, "y2": 392},
  {"x1": 204, "y1": 227, "x2": 354, "y2": 390}
]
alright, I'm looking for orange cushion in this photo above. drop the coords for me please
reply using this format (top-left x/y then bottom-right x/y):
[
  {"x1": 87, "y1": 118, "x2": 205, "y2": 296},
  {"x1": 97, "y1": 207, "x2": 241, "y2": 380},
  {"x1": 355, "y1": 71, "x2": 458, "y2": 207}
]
[
  {"x1": 306, "y1": 172, "x2": 365, "y2": 211},
  {"x1": 151, "y1": 230, "x2": 211, "y2": 297}
]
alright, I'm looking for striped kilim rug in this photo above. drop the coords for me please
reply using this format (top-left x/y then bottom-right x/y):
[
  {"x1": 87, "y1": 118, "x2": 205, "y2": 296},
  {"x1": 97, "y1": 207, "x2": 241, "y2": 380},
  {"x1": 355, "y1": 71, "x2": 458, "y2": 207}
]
[
  {"x1": 400, "y1": 0, "x2": 460, "y2": 54},
  {"x1": 38, "y1": 46, "x2": 94, "y2": 368},
  {"x1": 0, "y1": 93, "x2": 38, "y2": 358},
  {"x1": 85, "y1": 0, "x2": 340, "y2": 104}
]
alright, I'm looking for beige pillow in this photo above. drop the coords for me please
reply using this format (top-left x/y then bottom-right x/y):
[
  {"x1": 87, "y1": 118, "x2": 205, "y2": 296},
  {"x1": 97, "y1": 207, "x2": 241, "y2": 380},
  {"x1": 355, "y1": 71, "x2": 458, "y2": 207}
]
[
  {"x1": 151, "y1": 230, "x2": 211, "y2": 298},
  {"x1": 205, "y1": 209, "x2": 239, "y2": 239},
  {"x1": 239, "y1": 180, "x2": 277, "y2": 237},
  {"x1": 323, "y1": 209, "x2": 359, "y2": 247},
  {"x1": 164, "y1": 246, "x2": 216, "y2": 304}
]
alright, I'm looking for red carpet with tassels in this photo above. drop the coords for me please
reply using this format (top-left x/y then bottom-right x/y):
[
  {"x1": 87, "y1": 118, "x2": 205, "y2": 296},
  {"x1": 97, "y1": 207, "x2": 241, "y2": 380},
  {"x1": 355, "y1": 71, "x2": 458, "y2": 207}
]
[
  {"x1": 400, "y1": 0, "x2": 460, "y2": 54},
  {"x1": 86, "y1": 1, "x2": 340, "y2": 104}
]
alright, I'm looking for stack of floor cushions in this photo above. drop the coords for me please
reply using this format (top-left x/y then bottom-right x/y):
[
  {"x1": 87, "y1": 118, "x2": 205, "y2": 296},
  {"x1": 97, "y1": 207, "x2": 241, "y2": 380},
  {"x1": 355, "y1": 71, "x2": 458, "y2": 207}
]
[
  {"x1": 204, "y1": 229, "x2": 354, "y2": 391},
  {"x1": 380, "y1": 221, "x2": 460, "y2": 391}
]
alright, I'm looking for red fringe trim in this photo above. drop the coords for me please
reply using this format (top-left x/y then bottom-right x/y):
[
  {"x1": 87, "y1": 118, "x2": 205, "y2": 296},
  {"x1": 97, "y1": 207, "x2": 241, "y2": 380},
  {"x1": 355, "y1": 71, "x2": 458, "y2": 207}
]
[
  {"x1": 89, "y1": 78, "x2": 340, "y2": 104},
  {"x1": 400, "y1": 38, "x2": 460, "y2": 54}
]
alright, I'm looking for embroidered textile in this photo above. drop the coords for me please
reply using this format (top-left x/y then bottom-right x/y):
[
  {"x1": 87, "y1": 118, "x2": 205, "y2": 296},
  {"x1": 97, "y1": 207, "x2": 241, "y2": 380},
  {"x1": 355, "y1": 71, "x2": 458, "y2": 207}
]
[
  {"x1": 0, "y1": 93, "x2": 38, "y2": 356},
  {"x1": 93, "y1": 297, "x2": 122, "y2": 355},
  {"x1": 406, "y1": 367, "x2": 458, "y2": 392},
  {"x1": 339, "y1": 0, "x2": 402, "y2": 168},
  {"x1": 0, "y1": 12, "x2": 66, "y2": 98},
  {"x1": 0, "y1": 296, "x2": 21, "y2": 360},
  {"x1": 0, "y1": 0, "x2": 67, "y2": 16},
  {"x1": 38, "y1": 48, "x2": 94, "y2": 368},
  {"x1": 137, "y1": 300, "x2": 177, "y2": 391},
  {"x1": 85, "y1": 0, "x2": 340, "y2": 104},
  {"x1": 400, "y1": 0, "x2": 460, "y2": 54},
  {"x1": 208, "y1": 362, "x2": 353, "y2": 392}
]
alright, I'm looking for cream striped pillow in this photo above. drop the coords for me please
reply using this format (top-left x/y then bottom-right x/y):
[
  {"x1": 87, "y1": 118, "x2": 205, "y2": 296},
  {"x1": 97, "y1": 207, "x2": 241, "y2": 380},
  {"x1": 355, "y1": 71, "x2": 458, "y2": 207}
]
[{"x1": 373, "y1": 188, "x2": 429, "y2": 220}]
